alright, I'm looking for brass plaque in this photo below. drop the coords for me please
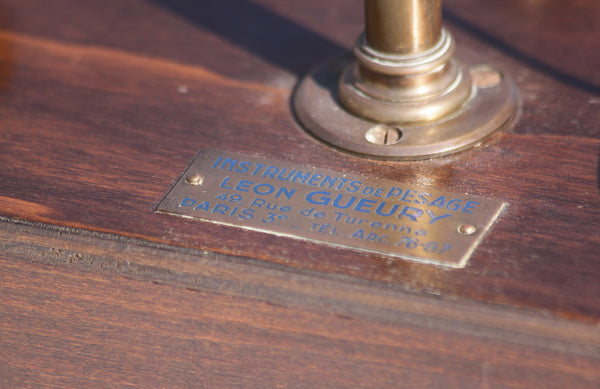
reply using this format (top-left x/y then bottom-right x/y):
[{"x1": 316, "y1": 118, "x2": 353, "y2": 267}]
[{"x1": 157, "y1": 150, "x2": 506, "y2": 268}]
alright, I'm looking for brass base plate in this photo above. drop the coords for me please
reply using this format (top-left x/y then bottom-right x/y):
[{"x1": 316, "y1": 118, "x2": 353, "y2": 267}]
[{"x1": 293, "y1": 54, "x2": 517, "y2": 160}]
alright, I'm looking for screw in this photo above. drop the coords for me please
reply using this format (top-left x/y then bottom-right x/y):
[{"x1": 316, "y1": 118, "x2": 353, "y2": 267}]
[
  {"x1": 186, "y1": 174, "x2": 204, "y2": 186},
  {"x1": 470, "y1": 65, "x2": 502, "y2": 88},
  {"x1": 365, "y1": 125, "x2": 403, "y2": 145},
  {"x1": 458, "y1": 224, "x2": 477, "y2": 235}
]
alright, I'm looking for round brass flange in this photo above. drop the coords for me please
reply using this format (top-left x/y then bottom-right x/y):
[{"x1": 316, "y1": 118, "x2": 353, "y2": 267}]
[
  {"x1": 294, "y1": 51, "x2": 517, "y2": 160},
  {"x1": 293, "y1": 0, "x2": 517, "y2": 160}
]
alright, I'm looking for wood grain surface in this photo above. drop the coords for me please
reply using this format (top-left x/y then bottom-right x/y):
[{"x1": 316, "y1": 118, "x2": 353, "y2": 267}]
[
  {"x1": 1, "y1": 220, "x2": 599, "y2": 388},
  {"x1": 0, "y1": 0, "x2": 599, "y2": 386}
]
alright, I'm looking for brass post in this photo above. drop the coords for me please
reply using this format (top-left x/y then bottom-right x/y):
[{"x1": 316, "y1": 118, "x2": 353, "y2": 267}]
[
  {"x1": 339, "y1": 0, "x2": 467, "y2": 124},
  {"x1": 365, "y1": 0, "x2": 442, "y2": 54},
  {"x1": 292, "y1": 0, "x2": 517, "y2": 159}
]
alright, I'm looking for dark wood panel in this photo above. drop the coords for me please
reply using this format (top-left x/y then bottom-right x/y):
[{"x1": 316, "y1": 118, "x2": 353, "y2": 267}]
[
  {"x1": 0, "y1": 0, "x2": 598, "y2": 322},
  {"x1": 0, "y1": 0, "x2": 599, "y2": 385},
  {"x1": 1, "y1": 221, "x2": 598, "y2": 388},
  {"x1": 445, "y1": 0, "x2": 600, "y2": 90}
]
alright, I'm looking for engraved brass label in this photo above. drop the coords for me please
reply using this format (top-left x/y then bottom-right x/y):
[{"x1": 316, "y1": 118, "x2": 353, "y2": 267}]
[{"x1": 157, "y1": 150, "x2": 506, "y2": 268}]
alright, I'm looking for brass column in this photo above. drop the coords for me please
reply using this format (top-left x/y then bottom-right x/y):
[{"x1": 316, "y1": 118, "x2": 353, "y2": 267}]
[
  {"x1": 365, "y1": 0, "x2": 442, "y2": 54},
  {"x1": 293, "y1": 0, "x2": 518, "y2": 159},
  {"x1": 339, "y1": 0, "x2": 470, "y2": 124}
]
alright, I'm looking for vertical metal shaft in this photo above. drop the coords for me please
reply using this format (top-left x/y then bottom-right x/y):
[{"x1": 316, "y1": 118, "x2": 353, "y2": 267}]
[{"x1": 365, "y1": 0, "x2": 442, "y2": 54}]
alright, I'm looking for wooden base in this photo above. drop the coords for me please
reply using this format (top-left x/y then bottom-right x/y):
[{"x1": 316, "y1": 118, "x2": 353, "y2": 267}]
[{"x1": 0, "y1": 0, "x2": 599, "y2": 386}]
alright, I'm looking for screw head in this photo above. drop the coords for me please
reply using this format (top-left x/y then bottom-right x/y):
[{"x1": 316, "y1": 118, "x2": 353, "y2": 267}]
[
  {"x1": 458, "y1": 224, "x2": 477, "y2": 236},
  {"x1": 186, "y1": 174, "x2": 204, "y2": 186},
  {"x1": 470, "y1": 65, "x2": 502, "y2": 88},
  {"x1": 365, "y1": 125, "x2": 403, "y2": 145}
]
